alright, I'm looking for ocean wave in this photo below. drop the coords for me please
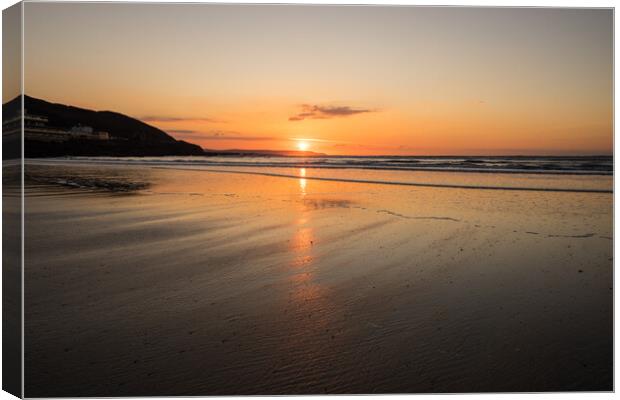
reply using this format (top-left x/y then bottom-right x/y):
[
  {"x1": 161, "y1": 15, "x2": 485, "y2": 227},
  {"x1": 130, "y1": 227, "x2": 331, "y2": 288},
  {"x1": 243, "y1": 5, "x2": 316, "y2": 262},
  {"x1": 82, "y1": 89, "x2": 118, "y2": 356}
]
[
  {"x1": 25, "y1": 157, "x2": 613, "y2": 193},
  {"x1": 27, "y1": 155, "x2": 613, "y2": 175}
]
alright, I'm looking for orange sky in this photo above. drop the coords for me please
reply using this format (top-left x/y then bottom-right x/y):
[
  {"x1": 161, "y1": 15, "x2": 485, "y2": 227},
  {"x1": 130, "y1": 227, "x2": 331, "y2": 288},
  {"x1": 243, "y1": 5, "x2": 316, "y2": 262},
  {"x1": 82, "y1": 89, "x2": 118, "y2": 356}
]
[{"x1": 21, "y1": 4, "x2": 613, "y2": 155}]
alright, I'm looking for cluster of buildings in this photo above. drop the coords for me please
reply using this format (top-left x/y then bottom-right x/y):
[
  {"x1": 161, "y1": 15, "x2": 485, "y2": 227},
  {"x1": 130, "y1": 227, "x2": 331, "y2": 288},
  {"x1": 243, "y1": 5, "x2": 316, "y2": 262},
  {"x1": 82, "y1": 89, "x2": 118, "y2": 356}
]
[{"x1": 3, "y1": 110, "x2": 111, "y2": 142}]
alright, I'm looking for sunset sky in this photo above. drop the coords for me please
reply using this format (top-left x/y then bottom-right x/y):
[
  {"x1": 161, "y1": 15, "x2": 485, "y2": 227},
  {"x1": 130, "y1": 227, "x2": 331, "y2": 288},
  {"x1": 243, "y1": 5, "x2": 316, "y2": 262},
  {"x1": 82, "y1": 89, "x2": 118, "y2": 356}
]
[{"x1": 22, "y1": 4, "x2": 612, "y2": 155}]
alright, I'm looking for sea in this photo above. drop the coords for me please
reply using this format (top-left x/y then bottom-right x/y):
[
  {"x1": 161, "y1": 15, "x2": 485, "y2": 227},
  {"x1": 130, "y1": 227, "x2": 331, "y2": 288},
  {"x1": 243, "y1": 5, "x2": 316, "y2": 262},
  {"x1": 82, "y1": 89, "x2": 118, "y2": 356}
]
[{"x1": 25, "y1": 155, "x2": 613, "y2": 193}]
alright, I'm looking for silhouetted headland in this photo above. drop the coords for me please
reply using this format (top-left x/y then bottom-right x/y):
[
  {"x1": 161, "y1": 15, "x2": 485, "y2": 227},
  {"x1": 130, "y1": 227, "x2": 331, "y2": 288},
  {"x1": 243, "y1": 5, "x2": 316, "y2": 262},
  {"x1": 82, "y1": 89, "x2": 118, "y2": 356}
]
[{"x1": 3, "y1": 95, "x2": 204, "y2": 158}]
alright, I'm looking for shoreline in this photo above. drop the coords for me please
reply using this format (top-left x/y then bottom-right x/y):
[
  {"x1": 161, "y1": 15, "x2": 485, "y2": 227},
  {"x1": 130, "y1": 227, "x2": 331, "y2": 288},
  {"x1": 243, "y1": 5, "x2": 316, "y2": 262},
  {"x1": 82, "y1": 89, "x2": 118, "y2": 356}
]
[
  {"x1": 151, "y1": 166, "x2": 614, "y2": 194},
  {"x1": 25, "y1": 157, "x2": 613, "y2": 176},
  {"x1": 24, "y1": 158, "x2": 614, "y2": 194}
]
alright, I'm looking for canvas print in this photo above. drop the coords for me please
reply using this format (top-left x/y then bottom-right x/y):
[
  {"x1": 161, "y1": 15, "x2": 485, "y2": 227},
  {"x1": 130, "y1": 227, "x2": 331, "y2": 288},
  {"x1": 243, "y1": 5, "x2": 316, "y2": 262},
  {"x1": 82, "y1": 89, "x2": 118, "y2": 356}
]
[{"x1": 2, "y1": 2, "x2": 613, "y2": 397}]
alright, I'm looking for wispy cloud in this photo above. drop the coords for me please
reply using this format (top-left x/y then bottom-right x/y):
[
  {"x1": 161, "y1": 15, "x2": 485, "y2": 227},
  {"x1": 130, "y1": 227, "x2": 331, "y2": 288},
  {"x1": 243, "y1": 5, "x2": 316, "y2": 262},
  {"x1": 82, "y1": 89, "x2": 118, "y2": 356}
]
[
  {"x1": 169, "y1": 129, "x2": 277, "y2": 142},
  {"x1": 199, "y1": 135, "x2": 277, "y2": 141},
  {"x1": 142, "y1": 115, "x2": 220, "y2": 123},
  {"x1": 331, "y1": 142, "x2": 418, "y2": 152},
  {"x1": 289, "y1": 104, "x2": 377, "y2": 121},
  {"x1": 288, "y1": 137, "x2": 355, "y2": 144}
]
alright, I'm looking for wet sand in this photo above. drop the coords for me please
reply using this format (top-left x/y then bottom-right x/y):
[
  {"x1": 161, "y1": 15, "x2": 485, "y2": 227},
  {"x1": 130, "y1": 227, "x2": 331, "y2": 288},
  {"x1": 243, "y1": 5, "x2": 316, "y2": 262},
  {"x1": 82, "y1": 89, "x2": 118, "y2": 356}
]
[{"x1": 24, "y1": 163, "x2": 612, "y2": 396}]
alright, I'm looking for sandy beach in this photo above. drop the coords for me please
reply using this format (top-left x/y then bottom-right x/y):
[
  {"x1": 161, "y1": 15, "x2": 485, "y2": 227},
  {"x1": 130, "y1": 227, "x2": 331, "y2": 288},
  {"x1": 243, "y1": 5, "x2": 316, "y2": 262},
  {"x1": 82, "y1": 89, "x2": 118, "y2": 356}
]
[{"x1": 24, "y1": 162, "x2": 612, "y2": 396}]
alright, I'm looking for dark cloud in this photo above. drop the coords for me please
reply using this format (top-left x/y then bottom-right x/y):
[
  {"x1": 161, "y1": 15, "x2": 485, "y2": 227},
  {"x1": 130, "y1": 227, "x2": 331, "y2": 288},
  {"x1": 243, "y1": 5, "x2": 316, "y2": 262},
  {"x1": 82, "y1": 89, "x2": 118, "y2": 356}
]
[{"x1": 289, "y1": 104, "x2": 377, "y2": 121}]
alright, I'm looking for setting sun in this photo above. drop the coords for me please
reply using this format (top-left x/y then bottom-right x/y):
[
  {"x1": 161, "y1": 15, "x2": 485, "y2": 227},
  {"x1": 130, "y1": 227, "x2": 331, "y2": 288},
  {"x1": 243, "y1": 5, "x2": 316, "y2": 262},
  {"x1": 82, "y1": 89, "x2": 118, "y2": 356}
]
[{"x1": 297, "y1": 141, "x2": 309, "y2": 151}]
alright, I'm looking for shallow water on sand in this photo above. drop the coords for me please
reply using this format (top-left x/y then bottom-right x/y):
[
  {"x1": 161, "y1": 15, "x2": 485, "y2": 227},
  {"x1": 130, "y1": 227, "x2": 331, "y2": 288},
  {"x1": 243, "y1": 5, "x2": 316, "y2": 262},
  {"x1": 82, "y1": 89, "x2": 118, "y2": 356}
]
[
  {"x1": 24, "y1": 163, "x2": 612, "y2": 396},
  {"x1": 29, "y1": 157, "x2": 613, "y2": 192}
]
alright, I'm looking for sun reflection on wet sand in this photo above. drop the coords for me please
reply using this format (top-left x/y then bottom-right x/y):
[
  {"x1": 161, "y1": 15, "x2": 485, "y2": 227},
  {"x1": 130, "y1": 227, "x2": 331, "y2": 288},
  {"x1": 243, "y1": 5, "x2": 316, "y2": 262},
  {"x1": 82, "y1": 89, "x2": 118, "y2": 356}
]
[
  {"x1": 290, "y1": 225, "x2": 314, "y2": 268},
  {"x1": 299, "y1": 168, "x2": 307, "y2": 196},
  {"x1": 285, "y1": 184, "x2": 333, "y2": 321},
  {"x1": 291, "y1": 171, "x2": 315, "y2": 271},
  {"x1": 290, "y1": 212, "x2": 314, "y2": 268},
  {"x1": 278, "y1": 198, "x2": 336, "y2": 375}
]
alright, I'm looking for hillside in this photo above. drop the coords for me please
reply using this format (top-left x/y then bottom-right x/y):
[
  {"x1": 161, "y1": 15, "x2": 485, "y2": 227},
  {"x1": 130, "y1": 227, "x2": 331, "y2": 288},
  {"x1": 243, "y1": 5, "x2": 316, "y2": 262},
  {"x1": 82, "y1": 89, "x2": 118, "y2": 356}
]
[{"x1": 3, "y1": 95, "x2": 204, "y2": 157}]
